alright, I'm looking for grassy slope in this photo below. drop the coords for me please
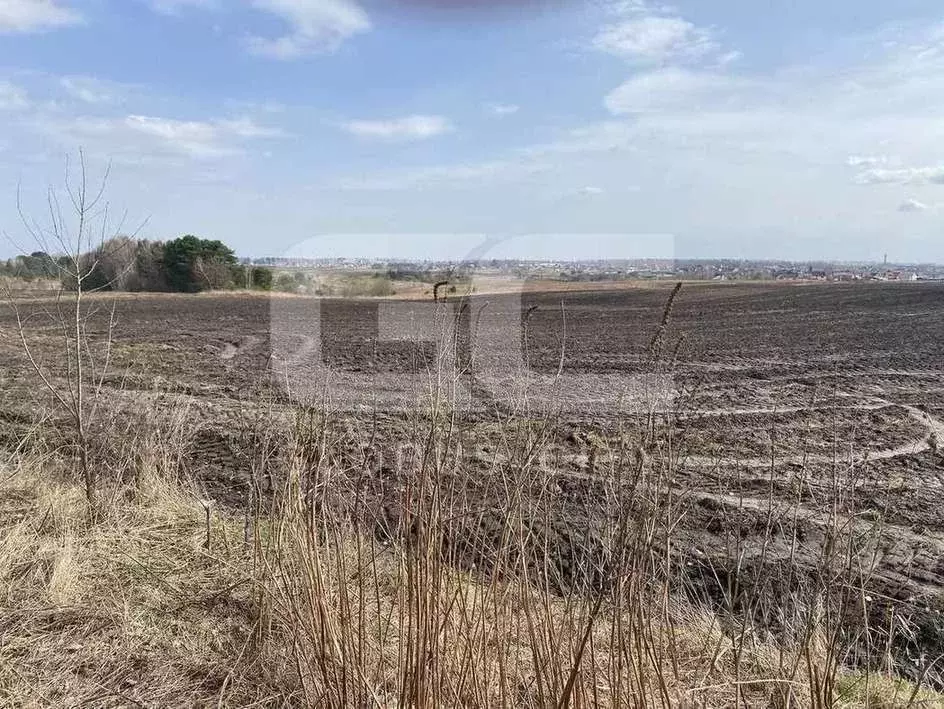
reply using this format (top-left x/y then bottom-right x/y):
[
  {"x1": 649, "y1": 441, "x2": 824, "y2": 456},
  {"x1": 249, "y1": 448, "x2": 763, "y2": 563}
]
[{"x1": 1, "y1": 455, "x2": 941, "y2": 707}]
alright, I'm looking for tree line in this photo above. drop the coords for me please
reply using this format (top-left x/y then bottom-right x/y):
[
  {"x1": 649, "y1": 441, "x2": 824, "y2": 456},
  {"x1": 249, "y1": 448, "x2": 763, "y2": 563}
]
[{"x1": 1, "y1": 235, "x2": 274, "y2": 293}]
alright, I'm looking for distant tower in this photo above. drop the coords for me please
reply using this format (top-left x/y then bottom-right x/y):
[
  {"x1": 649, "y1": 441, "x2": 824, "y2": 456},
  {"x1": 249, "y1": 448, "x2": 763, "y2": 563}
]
[{"x1": 884, "y1": 253, "x2": 888, "y2": 266}]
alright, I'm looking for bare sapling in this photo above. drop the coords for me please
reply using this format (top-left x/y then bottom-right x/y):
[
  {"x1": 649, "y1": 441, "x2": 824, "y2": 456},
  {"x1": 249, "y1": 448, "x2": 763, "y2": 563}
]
[{"x1": 1, "y1": 151, "x2": 144, "y2": 518}]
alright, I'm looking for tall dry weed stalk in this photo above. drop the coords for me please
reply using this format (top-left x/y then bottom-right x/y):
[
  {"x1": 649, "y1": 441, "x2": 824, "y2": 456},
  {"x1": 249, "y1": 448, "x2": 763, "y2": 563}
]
[
  {"x1": 1, "y1": 261, "x2": 938, "y2": 705},
  {"x1": 248, "y1": 285, "x2": 920, "y2": 707}
]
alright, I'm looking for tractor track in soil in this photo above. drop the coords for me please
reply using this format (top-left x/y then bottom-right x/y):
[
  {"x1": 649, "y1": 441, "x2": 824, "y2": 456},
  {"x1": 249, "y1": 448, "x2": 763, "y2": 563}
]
[{"x1": 2, "y1": 281, "x2": 944, "y2": 670}]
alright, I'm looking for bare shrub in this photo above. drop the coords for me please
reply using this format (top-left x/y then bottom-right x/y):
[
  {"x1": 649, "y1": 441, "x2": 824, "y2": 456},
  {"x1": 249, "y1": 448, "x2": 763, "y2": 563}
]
[{"x1": 3, "y1": 153, "x2": 143, "y2": 516}]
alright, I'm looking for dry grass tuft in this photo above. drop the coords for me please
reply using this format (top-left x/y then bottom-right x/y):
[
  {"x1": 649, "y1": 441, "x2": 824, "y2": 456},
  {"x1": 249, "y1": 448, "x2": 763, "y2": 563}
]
[
  {"x1": 0, "y1": 457, "x2": 264, "y2": 706},
  {"x1": 0, "y1": 442, "x2": 942, "y2": 706}
]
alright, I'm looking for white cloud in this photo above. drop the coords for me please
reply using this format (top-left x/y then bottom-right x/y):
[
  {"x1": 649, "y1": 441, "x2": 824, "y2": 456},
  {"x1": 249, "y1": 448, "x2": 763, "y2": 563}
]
[
  {"x1": 218, "y1": 117, "x2": 287, "y2": 138},
  {"x1": 452, "y1": 18, "x2": 944, "y2": 257},
  {"x1": 579, "y1": 20, "x2": 944, "y2": 184},
  {"x1": 0, "y1": 0, "x2": 81, "y2": 33},
  {"x1": 125, "y1": 115, "x2": 229, "y2": 158},
  {"x1": 847, "y1": 155, "x2": 888, "y2": 168},
  {"x1": 60, "y1": 76, "x2": 117, "y2": 104},
  {"x1": 487, "y1": 103, "x2": 519, "y2": 117},
  {"x1": 340, "y1": 114, "x2": 452, "y2": 140},
  {"x1": 40, "y1": 112, "x2": 285, "y2": 163},
  {"x1": 142, "y1": 0, "x2": 369, "y2": 57},
  {"x1": 336, "y1": 158, "x2": 547, "y2": 190},
  {"x1": 854, "y1": 166, "x2": 944, "y2": 185},
  {"x1": 577, "y1": 186, "x2": 604, "y2": 195},
  {"x1": 125, "y1": 115, "x2": 284, "y2": 155},
  {"x1": 594, "y1": 15, "x2": 718, "y2": 63},
  {"x1": 898, "y1": 198, "x2": 929, "y2": 212},
  {"x1": 604, "y1": 68, "x2": 746, "y2": 114},
  {"x1": 0, "y1": 81, "x2": 30, "y2": 110},
  {"x1": 313, "y1": 15, "x2": 944, "y2": 264},
  {"x1": 247, "y1": 0, "x2": 370, "y2": 58}
]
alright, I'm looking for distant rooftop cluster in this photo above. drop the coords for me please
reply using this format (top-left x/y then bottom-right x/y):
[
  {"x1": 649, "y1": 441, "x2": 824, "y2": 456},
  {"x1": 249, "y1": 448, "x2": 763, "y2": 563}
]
[{"x1": 248, "y1": 256, "x2": 944, "y2": 282}]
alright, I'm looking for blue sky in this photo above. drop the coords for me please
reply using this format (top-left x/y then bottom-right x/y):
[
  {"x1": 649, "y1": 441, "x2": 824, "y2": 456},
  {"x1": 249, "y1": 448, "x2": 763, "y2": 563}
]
[{"x1": 2, "y1": 0, "x2": 944, "y2": 262}]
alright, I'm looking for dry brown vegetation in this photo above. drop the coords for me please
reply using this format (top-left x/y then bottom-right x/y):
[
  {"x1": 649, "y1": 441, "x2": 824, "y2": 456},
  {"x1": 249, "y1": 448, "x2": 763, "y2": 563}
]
[
  {"x1": 3, "y1": 403, "x2": 943, "y2": 707},
  {"x1": 2, "y1": 275, "x2": 944, "y2": 706}
]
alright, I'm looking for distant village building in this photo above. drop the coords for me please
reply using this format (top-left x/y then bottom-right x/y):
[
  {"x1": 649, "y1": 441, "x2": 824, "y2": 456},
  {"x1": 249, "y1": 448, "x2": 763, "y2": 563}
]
[{"x1": 880, "y1": 270, "x2": 914, "y2": 281}]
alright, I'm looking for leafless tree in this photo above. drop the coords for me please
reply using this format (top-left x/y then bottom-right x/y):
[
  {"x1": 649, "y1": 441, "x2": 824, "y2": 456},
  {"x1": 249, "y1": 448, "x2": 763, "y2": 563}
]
[{"x1": 2, "y1": 151, "x2": 144, "y2": 517}]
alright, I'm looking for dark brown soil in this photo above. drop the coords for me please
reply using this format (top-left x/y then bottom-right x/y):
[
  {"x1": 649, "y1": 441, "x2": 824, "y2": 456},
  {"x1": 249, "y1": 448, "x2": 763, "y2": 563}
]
[{"x1": 2, "y1": 281, "x2": 944, "y2": 679}]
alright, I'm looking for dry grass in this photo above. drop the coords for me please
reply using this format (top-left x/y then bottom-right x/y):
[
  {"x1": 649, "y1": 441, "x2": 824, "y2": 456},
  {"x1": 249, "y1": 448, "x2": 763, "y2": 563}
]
[
  {"x1": 2, "y1": 283, "x2": 942, "y2": 707},
  {"x1": 0, "y1": 454, "x2": 268, "y2": 706},
  {"x1": 256, "y1": 486, "x2": 806, "y2": 707},
  {"x1": 0, "y1": 276, "x2": 60, "y2": 293},
  {"x1": 0, "y1": 410, "x2": 941, "y2": 707}
]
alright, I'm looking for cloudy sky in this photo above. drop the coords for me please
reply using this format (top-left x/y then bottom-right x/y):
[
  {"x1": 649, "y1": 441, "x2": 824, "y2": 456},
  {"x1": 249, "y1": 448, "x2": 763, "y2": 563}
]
[{"x1": 1, "y1": 0, "x2": 944, "y2": 262}]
